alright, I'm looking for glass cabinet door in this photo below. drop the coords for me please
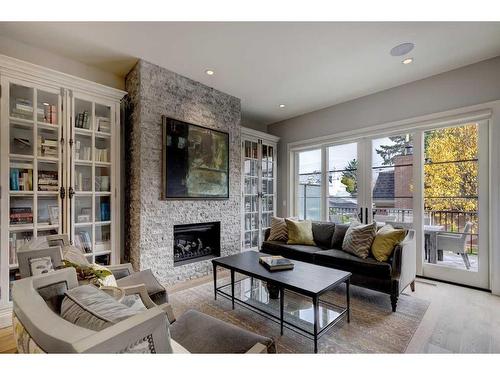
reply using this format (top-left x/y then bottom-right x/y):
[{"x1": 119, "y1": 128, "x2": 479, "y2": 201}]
[
  {"x1": 71, "y1": 95, "x2": 113, "y2": 265},
  {"x1": 242, "y1": 139, "x2": 277, "y2": 251},
  {"x1": 243, "y1": 140, "x2": 260, "y2": 250},
  {"x1": 3, "y1": 81, "x2": 62, "y2": 301}
]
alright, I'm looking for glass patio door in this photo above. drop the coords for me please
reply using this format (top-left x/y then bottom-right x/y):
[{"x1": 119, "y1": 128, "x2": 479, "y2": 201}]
[{"x1": 419, "y1": 122, "x2": 489, "y2": 289}]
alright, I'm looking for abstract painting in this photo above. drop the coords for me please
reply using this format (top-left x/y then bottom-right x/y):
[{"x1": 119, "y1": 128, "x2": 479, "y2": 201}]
[{"x1": 162, "y1": 116, "x2": 229, "y2": 199}]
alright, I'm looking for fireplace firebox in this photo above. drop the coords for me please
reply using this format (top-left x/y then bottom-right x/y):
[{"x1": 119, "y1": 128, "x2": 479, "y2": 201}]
[{"x1": 173, "y1": 222, "x2": 221, "y2": 266}]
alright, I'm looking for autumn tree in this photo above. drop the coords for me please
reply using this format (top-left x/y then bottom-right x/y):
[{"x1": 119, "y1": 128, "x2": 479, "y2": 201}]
[{"x1": 424, "y1": 124, "x2": 478, "y2": 219}]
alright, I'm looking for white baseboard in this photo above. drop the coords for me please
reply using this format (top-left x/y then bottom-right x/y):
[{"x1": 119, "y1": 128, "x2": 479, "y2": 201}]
[{"x1": 0, "y1": 307, "x2": 12, "y2": 328}]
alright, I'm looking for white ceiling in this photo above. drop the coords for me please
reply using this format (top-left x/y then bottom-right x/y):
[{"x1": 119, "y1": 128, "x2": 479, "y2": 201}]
[{"x1": 1, "y1": 22, "x2": 500, "y2": 126}]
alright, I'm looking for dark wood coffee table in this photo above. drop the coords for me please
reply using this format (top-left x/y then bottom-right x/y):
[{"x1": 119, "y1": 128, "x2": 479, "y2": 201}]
[{"x1": 212, "y1": 251, "x2": 351, "y2": 353}]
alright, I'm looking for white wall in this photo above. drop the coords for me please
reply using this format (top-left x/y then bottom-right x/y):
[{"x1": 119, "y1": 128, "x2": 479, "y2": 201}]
[
  {"x1": 267, "y1": 56, "x2": 500, "y2": 294},
  {"x1": 0, "y1": 35, "x2": 124, "y2": 90}
]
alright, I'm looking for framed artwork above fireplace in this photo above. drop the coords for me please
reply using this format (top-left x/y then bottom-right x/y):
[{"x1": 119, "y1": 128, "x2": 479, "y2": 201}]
[{"x1": 162, "y1": 116, "x2": 229, "y2": 199}]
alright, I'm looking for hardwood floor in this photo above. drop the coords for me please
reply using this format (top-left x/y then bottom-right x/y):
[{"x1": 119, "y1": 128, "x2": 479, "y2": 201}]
[{"x1": 1, "y1": 274, "x2": 499, "y2": 354}]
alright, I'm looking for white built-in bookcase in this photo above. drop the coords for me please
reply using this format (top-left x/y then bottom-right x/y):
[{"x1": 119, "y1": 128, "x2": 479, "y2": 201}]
[{"x1": 0, "y1": 54, "x2": 126, "y2": 322}]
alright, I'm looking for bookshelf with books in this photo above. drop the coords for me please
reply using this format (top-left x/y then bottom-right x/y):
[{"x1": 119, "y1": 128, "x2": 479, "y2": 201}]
[{"x1": 1, "y1": 55, "x2": 124, "y2": 311}]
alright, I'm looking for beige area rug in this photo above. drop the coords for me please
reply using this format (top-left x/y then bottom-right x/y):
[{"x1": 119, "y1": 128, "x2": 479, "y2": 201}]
[{"x1": 169, "y1": 277, "x2": 429, "y2": 353}]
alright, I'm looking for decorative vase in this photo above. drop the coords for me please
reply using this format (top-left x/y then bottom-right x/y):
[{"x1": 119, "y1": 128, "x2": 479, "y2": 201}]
[{"x1": 266, "y1": 282, "x2": 280, "y2": 299}]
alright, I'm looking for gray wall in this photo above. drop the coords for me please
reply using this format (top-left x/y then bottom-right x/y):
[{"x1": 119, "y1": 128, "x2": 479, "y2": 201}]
[
  {"x1": 268, "y1": 56, "x2": 500, "y2": 216},
  {"x1": 125, "y1": 60, "x2": 241, "y2": 285}
]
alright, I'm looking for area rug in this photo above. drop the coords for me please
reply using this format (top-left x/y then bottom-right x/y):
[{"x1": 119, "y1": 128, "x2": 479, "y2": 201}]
[{"x1": 169, "y1": 277, "x2": 430, "y2": 353}]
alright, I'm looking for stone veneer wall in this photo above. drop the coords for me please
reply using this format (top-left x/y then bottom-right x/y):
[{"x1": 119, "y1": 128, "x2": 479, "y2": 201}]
[{"x1": 125, "y1": 60, "x2": 241, "y2": 285}]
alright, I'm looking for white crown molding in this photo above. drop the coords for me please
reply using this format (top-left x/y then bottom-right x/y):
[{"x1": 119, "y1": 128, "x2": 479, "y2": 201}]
[
  {"x1": 241, "y1": 126, "x2": 280, "y2": 143},
  {"x1": 0, "y1": 54, "x2": 126, "y2": 101}
]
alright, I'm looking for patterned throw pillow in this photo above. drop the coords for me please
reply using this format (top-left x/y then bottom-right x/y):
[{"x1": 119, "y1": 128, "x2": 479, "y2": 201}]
[
  {"x1": 29, "y1": 256, "x2": 54, "y2": 276},
  {"x1": 342, "y1": 221, "x2": 377, "y2": 259},
  {"x1": 268, "y1": 216, "x2": 289, "y2": 241}
]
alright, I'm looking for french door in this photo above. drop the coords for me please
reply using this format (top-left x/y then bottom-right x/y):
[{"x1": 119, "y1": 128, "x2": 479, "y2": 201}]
[{"x1": 293, "y1": 120, "x2": 489, "y2": 289}]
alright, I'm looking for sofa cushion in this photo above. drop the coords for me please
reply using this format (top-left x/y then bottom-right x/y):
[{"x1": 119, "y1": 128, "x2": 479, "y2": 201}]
[
  {"x1": 331, "y1": 224, "x2": 350, "y2": 249},
  {"x1": 61, "y1": 284, "x2": 144, "y2": 331},
  {"x1": 311, "y1": 221, "x2": 335, "y2": 249},
  {"x1": 371, "y1": 225, "x2": 407, "y2": 262},
  {"x1": 268, "y1": 216, "x2": 289, "y2": 241},
  {"x1": 342, "y1": 221, "x2": 377, "y2": 259},
  {"x1": 170, "y1": 309, "x2": 275, "y2": 353},
  {"x1": 314, "y1": 249, "x2": 392, "y2": 278},
  {"x1": 286, "y1": 219, "x2": 315, "y2": 245},
  {"x1": 261, "y1": 241, "x2": 322, "y2": 262}
]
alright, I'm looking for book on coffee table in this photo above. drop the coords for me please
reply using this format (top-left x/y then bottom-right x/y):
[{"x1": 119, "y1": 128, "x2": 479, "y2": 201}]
[{"x1": 259, "y1": 255, "x2": 294, "y2": 272}]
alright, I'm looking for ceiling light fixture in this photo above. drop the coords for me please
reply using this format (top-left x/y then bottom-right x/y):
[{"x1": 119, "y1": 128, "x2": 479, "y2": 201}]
[
  {"x1": 279, "y1": 104, "x2": 286, "y2": 108},
  {"x1": 205, "y1": 69, "x2": 215, "y2": 76},
  {"x1": 402, "y1": 57, "x2": 414, "y2": 65}
]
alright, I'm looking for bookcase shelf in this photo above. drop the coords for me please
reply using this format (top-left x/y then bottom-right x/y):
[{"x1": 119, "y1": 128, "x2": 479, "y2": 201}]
[{"x1": 1, "y1": 57, "x2": 125, "y2": 309}]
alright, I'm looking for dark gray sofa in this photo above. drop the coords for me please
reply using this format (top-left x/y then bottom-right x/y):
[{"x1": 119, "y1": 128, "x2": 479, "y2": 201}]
[{"x1": 261, "y1": 222, "x2": 416, "y2": 312}]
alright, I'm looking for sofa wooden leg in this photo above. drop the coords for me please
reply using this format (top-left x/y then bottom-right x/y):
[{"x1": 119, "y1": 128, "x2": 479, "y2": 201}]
[
  {"x1": 390, "y1": 295, "x2": 398, "y2": 312},
  {"x1": 410, "y1": 280, "x2": 415, "y2": 292}
]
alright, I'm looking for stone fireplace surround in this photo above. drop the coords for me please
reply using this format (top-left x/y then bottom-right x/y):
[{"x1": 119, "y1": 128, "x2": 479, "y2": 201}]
[{"x1": 125, "y1": 60, "x2": 242, "y2": 285}]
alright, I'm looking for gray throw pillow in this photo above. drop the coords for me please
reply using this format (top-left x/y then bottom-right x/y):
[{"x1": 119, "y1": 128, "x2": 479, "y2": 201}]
[
  {"x1": 342, "y1": 221, "x2": 377, "y2": 259},
  {"x1": 311, "y1": 222, "x2": 336, "y2": 249},
  {"x1": 61, "y1": 284, "x2": 173, "y2": 353},
  {"x1": 330, "y1": 224, "x2": 350, "y2": 249},
  {"x1": 61, "y1": 284, "x2": 143, "y2": 331}
]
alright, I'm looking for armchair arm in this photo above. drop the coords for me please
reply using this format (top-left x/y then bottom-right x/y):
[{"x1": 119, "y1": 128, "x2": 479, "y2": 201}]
[
  {"x1": 73, "y1": 307, "x2": 171, "y2": 353},
  {"x1": 392, "y1": 229, "x2": 416, "y2": 293},
  {"x1": 107, "y1": 263, "x2": 134, "y2": 280},
  {"x1": 121, "y1": 284, "x2": 157, "y2": 309},
  {"x1": 120, "y1": 284, "x2": 176, "y2": 323}
]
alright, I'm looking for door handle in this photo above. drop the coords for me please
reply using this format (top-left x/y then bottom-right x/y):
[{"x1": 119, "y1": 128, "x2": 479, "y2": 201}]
[{"x1": 358, "y1": 207, "x2": 363, "y2": 223}]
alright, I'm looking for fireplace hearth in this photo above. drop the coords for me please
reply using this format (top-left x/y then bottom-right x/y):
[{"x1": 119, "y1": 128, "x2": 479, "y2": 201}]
[{"x1": 173, "y1": 222, "x2": 221, "y2": 266}]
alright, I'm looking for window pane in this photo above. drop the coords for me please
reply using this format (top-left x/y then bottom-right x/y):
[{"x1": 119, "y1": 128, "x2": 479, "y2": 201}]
[
  {"x1": 328, "y1": 143, "x2": 357, "y2": 223},
  {"x1": 423, "y1": 123, "x2": 479, "y2": 271},
  {"x1": 298, "y1": 149, "x2": 321, "y2": 220},
  {"x1": 372, "y1": 135, "x2": 413, "y2": 225}
]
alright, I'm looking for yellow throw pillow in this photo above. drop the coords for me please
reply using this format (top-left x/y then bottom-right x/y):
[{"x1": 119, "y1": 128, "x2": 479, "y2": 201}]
[
  {"x1": 285, "y1": 219, "x2": 316, "y2": 246},
  {"x1": 371, "y1": 224, "x2": 407, "y2": 262}
]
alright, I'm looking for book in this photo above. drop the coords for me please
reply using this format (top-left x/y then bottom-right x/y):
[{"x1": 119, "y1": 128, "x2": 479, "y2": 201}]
[
  {"x1": 259, "y1": 255, "x2": 294, "y2": 272},
  {"x1": 10, "y1": 207, "x2": 33, "y2": 224}
]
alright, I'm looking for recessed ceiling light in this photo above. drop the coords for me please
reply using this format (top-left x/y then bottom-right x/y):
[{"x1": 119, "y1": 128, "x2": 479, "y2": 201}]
[
  {"x1": 42, "y1": 102, "x2": 50, "y2": 106},
  {"x1": 390, "y1": 42, "x2": 415, "y2": 57},
  {"x1": 205, "y1": 69, "x2": 215, "y2": 76},
  {"x1": 279, "y1": 104, "x2": 286, "y2": 108},
  {"x1": 402, "y1": 57, "x2": 414, "y2": 65}
]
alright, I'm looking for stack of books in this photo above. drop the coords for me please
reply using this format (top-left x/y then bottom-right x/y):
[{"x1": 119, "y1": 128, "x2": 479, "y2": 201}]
[
  {"x1": 38, "y1": 170, "x2": 58, "y2": 191},
  {"x1": 40, "y1": 104, "x2": 57, "y2": 124},
  {"x1": 75, "y1": 171, "x2": 92, "y2": 191},
  {"x1": 37, "y1": 136, "x2": 58, "y2": 158},
  {"x1": 75, "y1": 231, "x2": 92, "y2": 253},
  {"x1": 75, "y1": 141, "x2": 91, "y2": 160},
  {"x1": 96, "y1": 117, "x2": 111, "y2": 133},
  {"x1": 75, "y1": 111, "x2": 90, "y2": 129},
  {"x1": 259, "y1": 255, "x2": 294, "y2": 272},
  {"x1": 10, "y1": 207, "x2": 33, "y2": 225},
  {"x1": 10, "y1": 164, "x2": 33, "y2": 191},
  {"x1": 11, "y1": 98, "x2": 34, "y2": 119},
  {"x1": 94, "y1": 147, "x2": 109, "y2": 162}
]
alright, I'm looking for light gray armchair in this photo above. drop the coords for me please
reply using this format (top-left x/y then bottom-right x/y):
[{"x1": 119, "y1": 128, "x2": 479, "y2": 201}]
[
  {"x1": 436, "y1": 221, "x2": 473, "y2": 269},
  {"x1": 12, "y1": 268, "x2": 171, "y2": 353}
]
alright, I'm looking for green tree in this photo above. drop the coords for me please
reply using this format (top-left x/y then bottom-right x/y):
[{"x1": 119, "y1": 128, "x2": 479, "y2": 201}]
[{"x1": 341, "y1": 159, "x2": 358, "y2": 195}]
